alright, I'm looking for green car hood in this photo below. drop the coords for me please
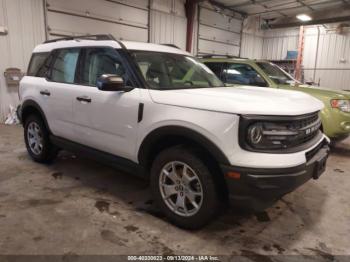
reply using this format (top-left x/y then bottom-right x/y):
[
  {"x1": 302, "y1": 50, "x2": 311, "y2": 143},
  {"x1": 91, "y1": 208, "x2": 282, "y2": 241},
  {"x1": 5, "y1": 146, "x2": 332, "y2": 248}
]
[{"x1": 278, "y1": 84, "x2": 350, "y2": 101}]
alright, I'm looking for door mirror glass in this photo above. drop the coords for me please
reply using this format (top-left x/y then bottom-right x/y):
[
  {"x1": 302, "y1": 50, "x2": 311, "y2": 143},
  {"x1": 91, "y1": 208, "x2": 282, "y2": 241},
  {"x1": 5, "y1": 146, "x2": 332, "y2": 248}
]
[{"x1": 97, "y1": 74, "x2": 133, "y2": 92}]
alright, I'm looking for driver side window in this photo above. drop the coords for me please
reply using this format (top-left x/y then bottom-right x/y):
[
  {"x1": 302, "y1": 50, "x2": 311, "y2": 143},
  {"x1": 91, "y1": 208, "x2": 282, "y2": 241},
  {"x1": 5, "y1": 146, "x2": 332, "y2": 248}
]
[
  {"x1": 80, "y1": 48, "x2": 127, "y2": 86},
  {"x1": 223, "y1": 63, "x2": 268, "y2": 87}
]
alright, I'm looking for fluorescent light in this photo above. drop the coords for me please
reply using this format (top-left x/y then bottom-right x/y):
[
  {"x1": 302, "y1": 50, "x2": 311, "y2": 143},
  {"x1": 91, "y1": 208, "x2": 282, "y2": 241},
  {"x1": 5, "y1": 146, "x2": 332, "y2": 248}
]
[{"x1": 296, "y1": 14, "x2": 312, "y2": 22}]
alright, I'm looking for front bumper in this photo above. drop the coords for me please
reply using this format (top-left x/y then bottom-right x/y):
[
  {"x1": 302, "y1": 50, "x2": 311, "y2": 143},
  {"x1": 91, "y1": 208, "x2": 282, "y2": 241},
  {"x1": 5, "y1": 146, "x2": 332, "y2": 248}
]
[
  {"x1": 322, "y1": 109, "x2": 350, "y2": 139},
  {"x1": 221, "y1": 139, "x2": 330, "y2": 211}
]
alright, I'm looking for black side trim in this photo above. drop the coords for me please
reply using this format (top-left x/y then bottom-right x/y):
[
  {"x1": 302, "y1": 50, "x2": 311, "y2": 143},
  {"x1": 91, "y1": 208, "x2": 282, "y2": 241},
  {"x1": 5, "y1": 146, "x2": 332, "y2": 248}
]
[
  {"x1": 21, "y1": 100, "x2": 51, "y2": 133},
  {"x1": 138, "y1": 126, "x2": 230, "y2": 166},
  {"x1": 50, "y1": 135, "x2": 143, "y2": 177},
  {"x1": 138, "y1": 103, "x2": 144, "y2": 123}
]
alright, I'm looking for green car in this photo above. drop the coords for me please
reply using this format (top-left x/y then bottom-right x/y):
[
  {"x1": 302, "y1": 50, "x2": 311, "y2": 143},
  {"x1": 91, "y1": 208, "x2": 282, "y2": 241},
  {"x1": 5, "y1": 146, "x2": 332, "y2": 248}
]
[{"x1": 201, "y1": 57, "x2": 350, "y2": 141}]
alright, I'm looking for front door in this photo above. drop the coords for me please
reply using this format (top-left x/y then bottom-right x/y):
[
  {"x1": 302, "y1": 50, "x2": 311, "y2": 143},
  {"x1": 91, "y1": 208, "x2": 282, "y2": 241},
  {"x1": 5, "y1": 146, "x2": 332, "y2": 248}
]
[{"x1": 72, "y1": 47, "x2": 140, "y2": 160}]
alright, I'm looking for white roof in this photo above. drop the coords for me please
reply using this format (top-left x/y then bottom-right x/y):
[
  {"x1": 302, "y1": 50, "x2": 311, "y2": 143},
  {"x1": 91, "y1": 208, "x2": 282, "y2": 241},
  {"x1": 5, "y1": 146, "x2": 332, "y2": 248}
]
[{"x1": 33, "y1": 39, "x2": 190, "y2": 56}]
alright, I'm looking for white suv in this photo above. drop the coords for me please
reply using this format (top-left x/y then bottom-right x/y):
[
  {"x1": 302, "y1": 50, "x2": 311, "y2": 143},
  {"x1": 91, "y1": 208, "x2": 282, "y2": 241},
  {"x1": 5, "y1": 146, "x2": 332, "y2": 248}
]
[{"x1": 19, "y1": 35, "x2": 330, "y2": 229}]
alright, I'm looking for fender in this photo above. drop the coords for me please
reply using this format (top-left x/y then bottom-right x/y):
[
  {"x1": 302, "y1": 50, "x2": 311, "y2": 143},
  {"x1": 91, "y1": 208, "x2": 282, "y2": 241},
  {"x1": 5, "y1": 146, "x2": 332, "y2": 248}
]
[
  {"x1": 138, "y1": 125, "x2": 230, "y2": 166},
  {"x1": 21, "y1": 99, "x2": 52, "y2": 133}
]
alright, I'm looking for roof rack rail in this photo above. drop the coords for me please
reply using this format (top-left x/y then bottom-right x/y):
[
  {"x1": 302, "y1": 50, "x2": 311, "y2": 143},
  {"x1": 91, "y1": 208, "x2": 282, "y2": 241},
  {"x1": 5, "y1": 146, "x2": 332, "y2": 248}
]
[
  {"x1": 161, "y1": 43, "x2": 180, "y2": 49},
  {"x1": 198, "y1": 54, "x2": 241, "y2": 59},
  {"x1": 44, "y1": 34, "x2": 116, "y2": 44}
]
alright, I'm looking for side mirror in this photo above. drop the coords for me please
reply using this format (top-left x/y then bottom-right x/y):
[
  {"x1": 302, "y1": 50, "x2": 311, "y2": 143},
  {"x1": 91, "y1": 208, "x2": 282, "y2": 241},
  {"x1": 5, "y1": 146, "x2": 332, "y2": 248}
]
[{"x1": 97, "y1": 74, "x2": 133, "y2": 92}]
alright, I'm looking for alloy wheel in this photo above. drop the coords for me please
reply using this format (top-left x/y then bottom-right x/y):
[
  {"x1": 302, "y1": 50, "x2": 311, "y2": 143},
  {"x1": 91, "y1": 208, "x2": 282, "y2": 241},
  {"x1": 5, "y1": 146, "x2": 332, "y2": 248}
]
[
  {"x1": 27, "y1": 122, "x2": 43, "y2": 155},
  {"x1": 159, "y1": 161, "x2": 203, "y2": 217}
]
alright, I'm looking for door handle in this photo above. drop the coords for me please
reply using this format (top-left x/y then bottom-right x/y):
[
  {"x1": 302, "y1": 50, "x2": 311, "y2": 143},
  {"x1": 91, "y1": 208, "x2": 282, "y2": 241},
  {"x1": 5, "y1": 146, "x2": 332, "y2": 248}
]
[
  {"x1": 76, "y1": 96, "x2": 92, "y2": 103},
  {"x1": 40, "y1": 90, "x2": 50, "y2": 96}
]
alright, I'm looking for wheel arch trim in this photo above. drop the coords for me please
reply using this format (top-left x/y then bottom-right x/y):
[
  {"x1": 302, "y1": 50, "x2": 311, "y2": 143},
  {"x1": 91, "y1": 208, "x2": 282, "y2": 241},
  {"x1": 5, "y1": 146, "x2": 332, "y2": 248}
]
[
  {"x1": 137, "y1": 125, "x2": 230, "y2": 167},
  {"x1": 21, "y1": 100, "x2": 51, "y2": 133}
]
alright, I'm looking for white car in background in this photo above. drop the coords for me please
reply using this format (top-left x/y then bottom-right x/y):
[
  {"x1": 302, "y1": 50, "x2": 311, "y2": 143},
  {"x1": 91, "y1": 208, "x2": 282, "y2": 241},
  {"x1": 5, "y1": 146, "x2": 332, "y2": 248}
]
[{"x1": 18, "y1": 35, "x2": 329, "y2": 229}]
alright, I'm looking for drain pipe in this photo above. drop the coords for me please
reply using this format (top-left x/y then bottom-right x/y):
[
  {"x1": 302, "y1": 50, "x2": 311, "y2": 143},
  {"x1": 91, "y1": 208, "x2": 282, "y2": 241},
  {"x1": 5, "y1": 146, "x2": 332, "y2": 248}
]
[{"x1": 185, "y1": 0, "x2": 197, "y2": 53}]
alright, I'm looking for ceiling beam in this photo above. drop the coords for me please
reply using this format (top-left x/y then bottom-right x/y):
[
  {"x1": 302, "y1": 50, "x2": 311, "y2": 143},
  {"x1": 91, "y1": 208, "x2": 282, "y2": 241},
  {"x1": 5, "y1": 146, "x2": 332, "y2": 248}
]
[
  {"x1": 296, "y1": 0, "x2": 314, "y2": 11},
  {"x1": 227, "y1": 0, "x2": 273, "y2": 8},
  {"x1": 268, "y1": 5, "x2": 350, "y2": 28},
  {"x1": 208, "y1": 0, "x2": 247, "y2": 17},
  {"x1": 248, "y1": 0, "x2": 343, "y2": 16},
  {"x1": 254, "y1": 1, "x2": 288, "y2": 17}
]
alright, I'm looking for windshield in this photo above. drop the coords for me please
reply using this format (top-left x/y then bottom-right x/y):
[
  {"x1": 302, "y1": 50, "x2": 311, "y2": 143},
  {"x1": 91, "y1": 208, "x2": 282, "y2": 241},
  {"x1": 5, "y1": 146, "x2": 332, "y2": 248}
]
[
  {"x1": 257, "y1": 62, "x2": 298, "y2": 85},
  {"x1": 131, "y1": 51, "x2": 223, "y2": 90}
]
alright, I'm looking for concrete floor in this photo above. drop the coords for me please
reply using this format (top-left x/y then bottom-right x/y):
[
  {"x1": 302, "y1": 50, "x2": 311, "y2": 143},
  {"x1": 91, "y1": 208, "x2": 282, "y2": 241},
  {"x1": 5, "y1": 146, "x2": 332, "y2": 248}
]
[{"x1": 0, "y1": 124, "x2": 349, "y2": 258}]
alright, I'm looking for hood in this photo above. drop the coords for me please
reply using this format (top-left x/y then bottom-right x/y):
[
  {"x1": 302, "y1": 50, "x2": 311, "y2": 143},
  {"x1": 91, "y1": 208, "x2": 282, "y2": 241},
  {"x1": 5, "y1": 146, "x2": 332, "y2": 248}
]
[
  {"x1": 280, "y1": 84, "x2": 350, "y2": 100},
  {"x1": 149, "y1": 86, "x2": 324, "y2": 116}
]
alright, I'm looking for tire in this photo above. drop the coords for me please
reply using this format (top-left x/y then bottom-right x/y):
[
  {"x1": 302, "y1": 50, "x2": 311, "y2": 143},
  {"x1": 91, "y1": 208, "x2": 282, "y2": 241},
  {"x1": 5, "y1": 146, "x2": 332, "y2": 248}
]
[
  {"x1": 150, "y1": 146, "x2": 220, "y2": 229},
  {"x1": 24, "y1": 114, "x2": 58, "y2": 163}
]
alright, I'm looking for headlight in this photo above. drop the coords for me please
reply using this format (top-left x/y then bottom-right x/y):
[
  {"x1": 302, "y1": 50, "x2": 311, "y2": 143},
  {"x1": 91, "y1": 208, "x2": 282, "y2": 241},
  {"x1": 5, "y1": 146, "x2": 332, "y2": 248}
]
[
  {"x1": 247, "y1": 123, "x2": 263, "y2": 145},
  {"x1": 246, "y1": 122, "x2": 298, "y2": 149},
  {"x1": 331, "y1": 99, "x2": 350, "y2": 113}
]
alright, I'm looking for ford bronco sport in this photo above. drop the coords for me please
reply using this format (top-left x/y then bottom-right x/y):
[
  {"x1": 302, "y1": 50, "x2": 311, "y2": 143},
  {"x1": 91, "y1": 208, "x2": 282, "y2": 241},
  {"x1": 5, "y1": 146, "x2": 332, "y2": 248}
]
[{"x1": 19, "y1": 35, "x2": 329, "y2": 229}]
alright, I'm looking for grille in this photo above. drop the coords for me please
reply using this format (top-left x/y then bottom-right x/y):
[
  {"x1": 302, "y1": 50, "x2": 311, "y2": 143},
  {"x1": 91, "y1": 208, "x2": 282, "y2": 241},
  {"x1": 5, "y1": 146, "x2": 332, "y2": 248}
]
[
  {"x1": 287, "y1": 112, "x2": 321, "y2": 148},
  {"x1": 259, "y1": 112, "x2": 321, "y2": 151}
]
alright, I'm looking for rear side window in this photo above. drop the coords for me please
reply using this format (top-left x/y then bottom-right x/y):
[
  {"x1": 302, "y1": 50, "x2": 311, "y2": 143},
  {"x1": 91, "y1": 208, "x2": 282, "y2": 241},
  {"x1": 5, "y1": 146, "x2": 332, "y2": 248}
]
[
  {"x1": 27, "y1": 53, "x2": 50, "y2": 76},
  {"x1": 51, "y1": 49, "x2": 80, "y2": 84}
]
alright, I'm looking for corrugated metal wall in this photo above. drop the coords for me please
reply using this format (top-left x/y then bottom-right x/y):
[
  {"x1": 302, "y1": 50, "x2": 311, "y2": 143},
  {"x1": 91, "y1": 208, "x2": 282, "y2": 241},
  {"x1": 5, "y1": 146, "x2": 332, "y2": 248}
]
[
  {"x1": 262, "y1": 28, "x2": 299, "y2": 60},
  {"x1": 0, "y1": 0, "x2": 45, "y2": 122},
  {"x1": 46, "y1": 0, "x2": 149, "y2": 41},
  {"x1": 46, "y1": 0, "x2": 188, "y2": 49},
  {"x1": 197, "y1": 3, "x2": 243, "y2": 56},
  {"x1": 260, "y1": 25, "x2": 350, "y2": 91},
  {"x1": 240, "y1": 33, "x2": 263, "y2": 59},
  {"x1": 303, "y1": 26, "x2": 350, "y2": 90},
  {"x1": 150, "y1": 0, "x2": 187, "y2": 50},
  {"x1": 240, "y1": 17, "x2": 264, "y2": 59}
]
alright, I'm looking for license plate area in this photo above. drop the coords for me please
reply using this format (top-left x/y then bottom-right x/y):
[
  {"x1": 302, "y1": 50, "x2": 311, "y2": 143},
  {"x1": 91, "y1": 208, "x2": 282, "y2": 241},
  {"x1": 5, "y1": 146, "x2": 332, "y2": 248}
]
[{"x1": 313, "y1": 155, "x2": 328, "y2": 179}]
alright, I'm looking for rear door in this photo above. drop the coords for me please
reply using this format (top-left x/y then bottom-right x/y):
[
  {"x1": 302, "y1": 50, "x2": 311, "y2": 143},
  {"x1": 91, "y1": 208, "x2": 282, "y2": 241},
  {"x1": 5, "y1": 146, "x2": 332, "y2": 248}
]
[
  {"x1": 45, "y1": 48, "x2": 81, "y2": 140},
  {"x1": 25, "y1": 52, "x2": 53, "y2": 125}
]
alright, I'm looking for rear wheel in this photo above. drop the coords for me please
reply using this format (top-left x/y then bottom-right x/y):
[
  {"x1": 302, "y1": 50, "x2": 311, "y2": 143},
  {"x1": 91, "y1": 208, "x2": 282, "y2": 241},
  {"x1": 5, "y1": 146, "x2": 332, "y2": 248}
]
[
  {"x1": 150, "y1": 146, "x2": 220, "y2": 229},
  {"x1": 24, "y1": 115, "x2": 58, "y2": 163}
]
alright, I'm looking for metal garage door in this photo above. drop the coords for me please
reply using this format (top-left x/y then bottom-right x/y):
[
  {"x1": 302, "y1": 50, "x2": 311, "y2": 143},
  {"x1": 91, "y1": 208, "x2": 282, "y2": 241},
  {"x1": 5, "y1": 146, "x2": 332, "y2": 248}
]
[
  {"x1": 45, "y1": 0, "x2": 149, "y2": 41},
  {"x1": 197, "y1": 5, "x2": 242, "y2": 56}
]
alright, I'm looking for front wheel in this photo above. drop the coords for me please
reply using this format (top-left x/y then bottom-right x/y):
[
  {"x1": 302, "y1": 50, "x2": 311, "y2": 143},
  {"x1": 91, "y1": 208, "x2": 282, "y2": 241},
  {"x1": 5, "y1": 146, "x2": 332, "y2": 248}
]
[{"x1": 150, "y1": 146, "x2": 220, "y2": 229}]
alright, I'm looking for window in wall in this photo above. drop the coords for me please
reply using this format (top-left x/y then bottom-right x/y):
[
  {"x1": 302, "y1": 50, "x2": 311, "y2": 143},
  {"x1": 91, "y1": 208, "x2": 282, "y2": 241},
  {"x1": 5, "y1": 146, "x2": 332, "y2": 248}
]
[
  {"x1": 51, "y1": 49, "x2": 80, "y2": 84},
  {"x1": 223, "y1": 63, "x2": 268, "y2": 87},
  {"x1": 81, "y1": 48, "x2": 126, "y2": 86}
]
